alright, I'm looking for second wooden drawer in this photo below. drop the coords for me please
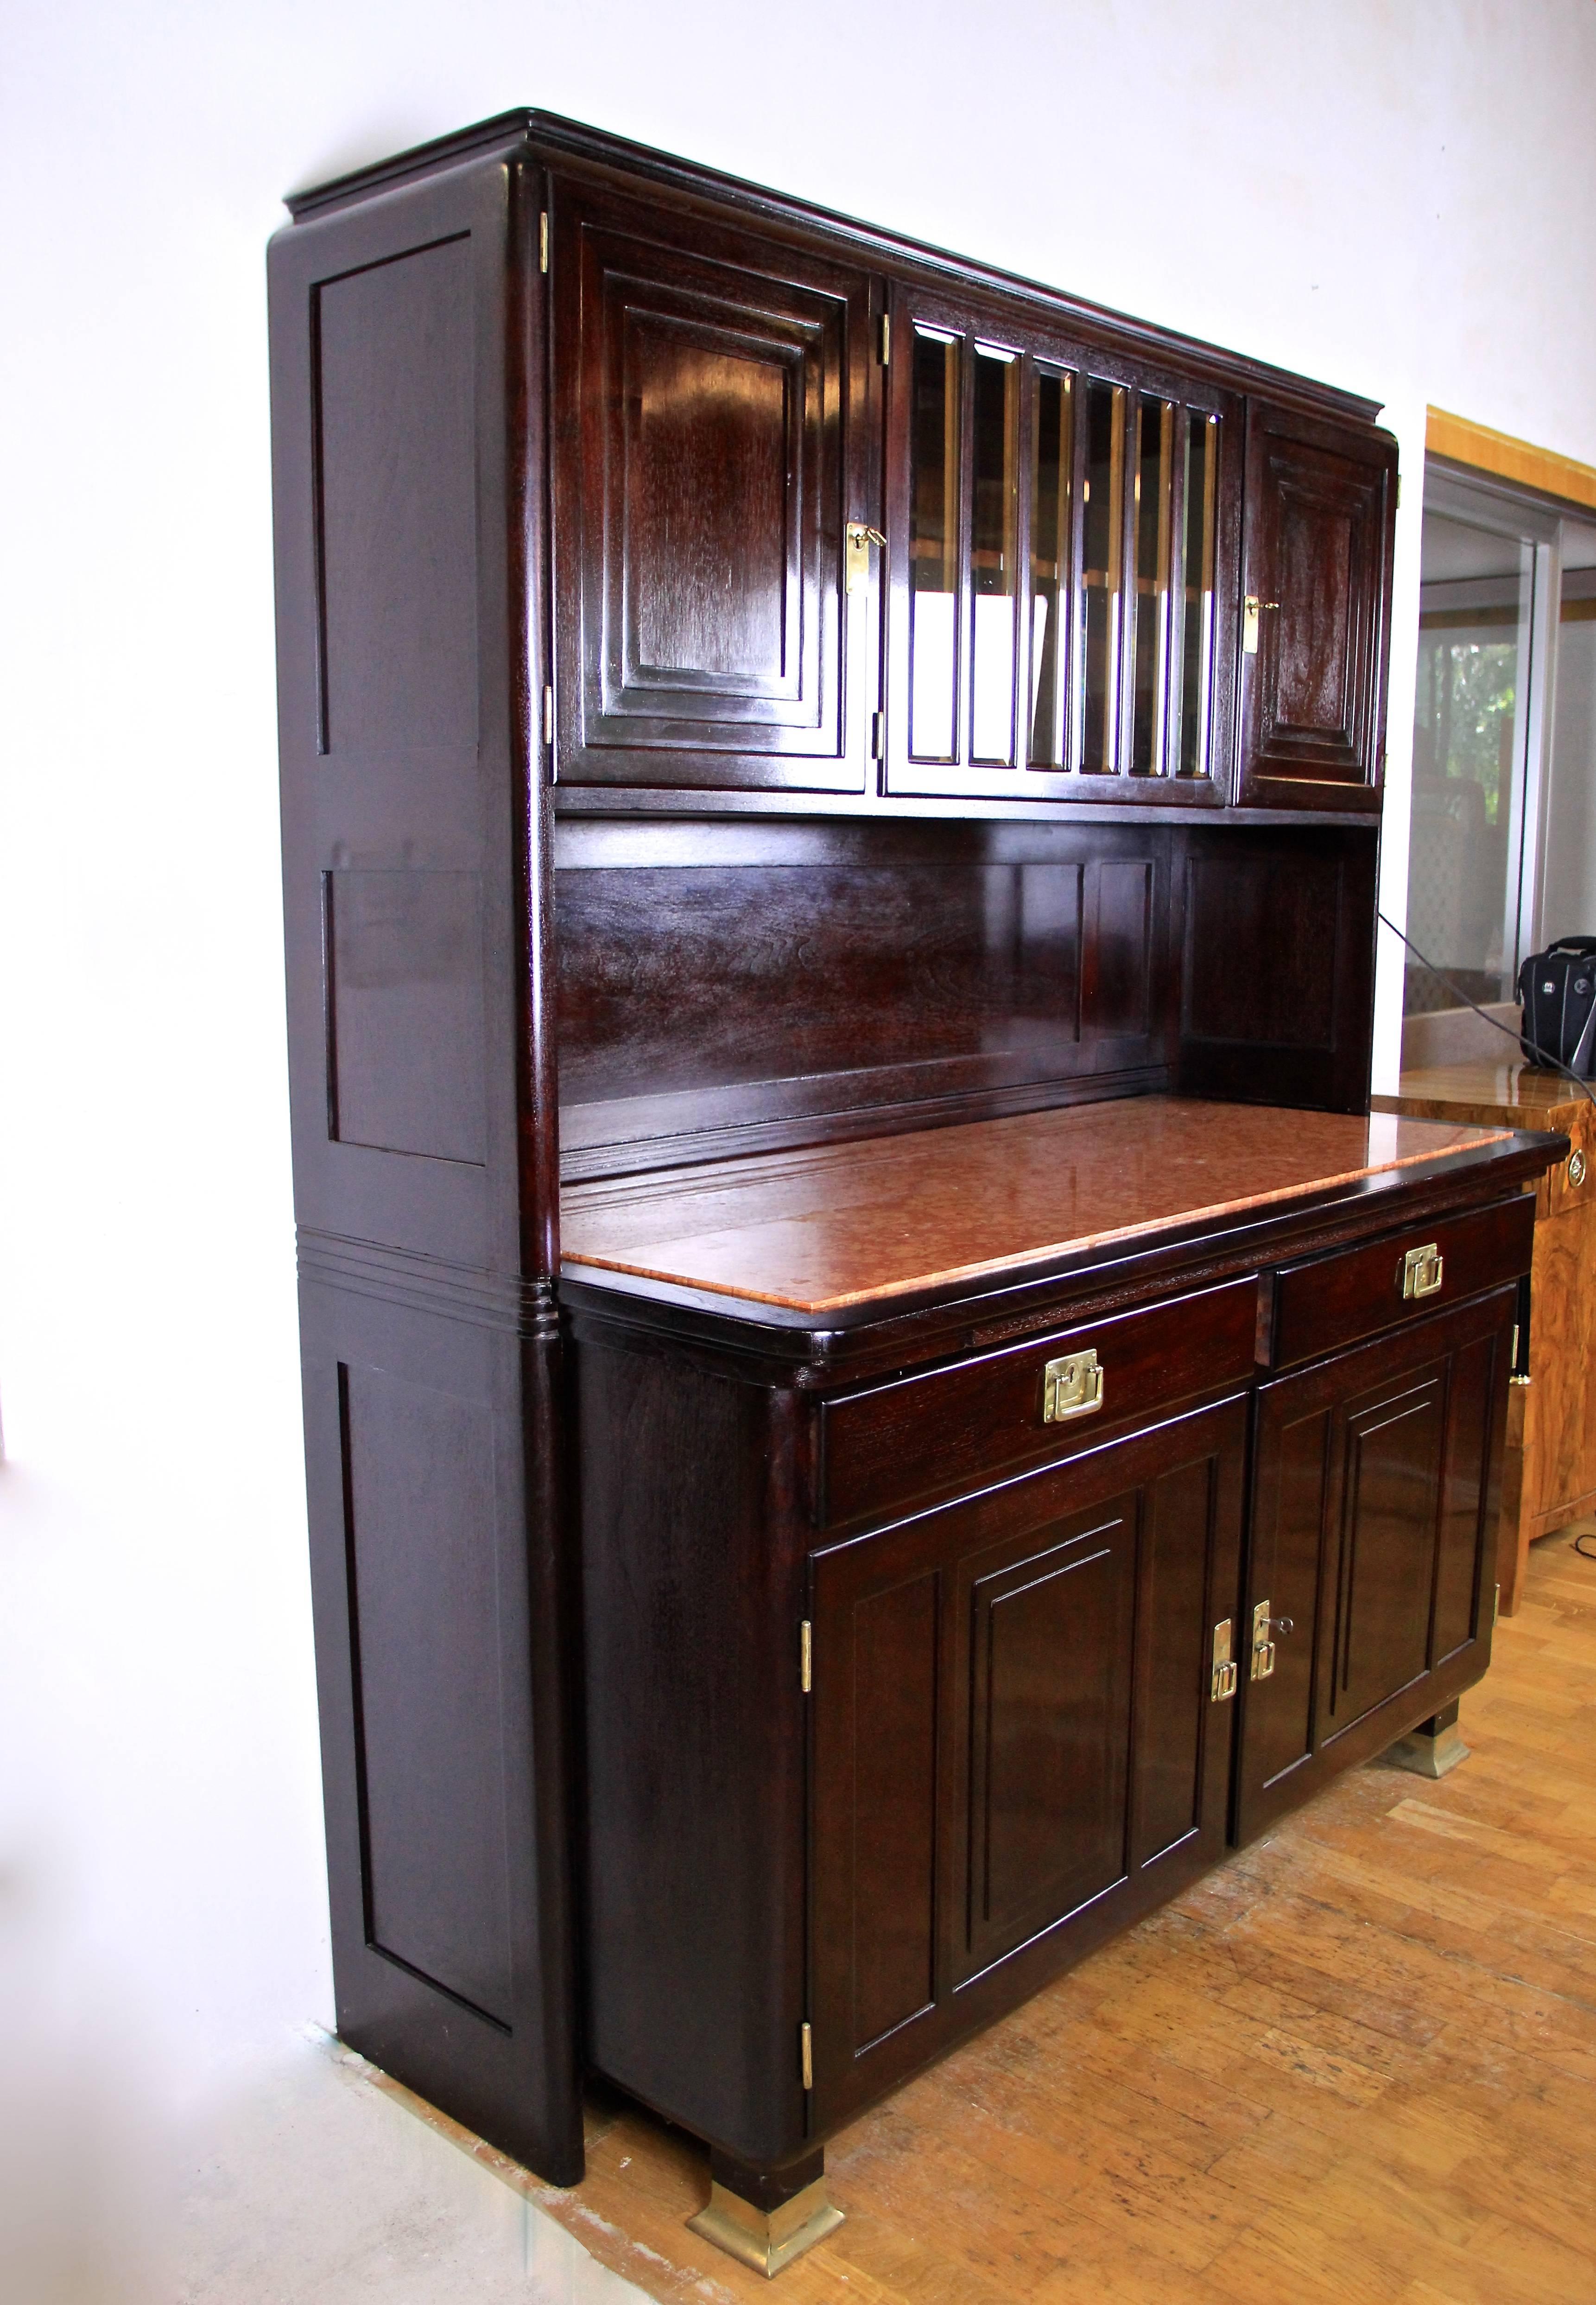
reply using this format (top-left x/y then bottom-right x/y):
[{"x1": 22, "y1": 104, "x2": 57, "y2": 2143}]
[
  {"x1": 1266, "y1": 1193, "x2": 1536, "y2": 1372},
  {"x1": 817, "y1": 1275, "x2": 1258, "y2": 1529}
]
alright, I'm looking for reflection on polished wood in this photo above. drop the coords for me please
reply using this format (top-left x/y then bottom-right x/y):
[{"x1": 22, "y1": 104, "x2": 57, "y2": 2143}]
[
  {"x1": 1375, "y1": 1064, "x2": 1596, "y2": 1612},
  {"x1": 371, "y1": 1528, "x2": 1596, "y2": 2305},
  {"x1": 562, "y1": 1097, "x2": 1509, "y2": 1311}
]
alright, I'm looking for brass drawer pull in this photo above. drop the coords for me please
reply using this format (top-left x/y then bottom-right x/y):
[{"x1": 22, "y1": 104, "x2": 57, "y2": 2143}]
[
  {"x1": 1400, "y1": 1242, "x2": 1444, "y2": 1301},
  {"x1": 1042, "y1": 1348, "x2": 1104, "y2": 1423}
]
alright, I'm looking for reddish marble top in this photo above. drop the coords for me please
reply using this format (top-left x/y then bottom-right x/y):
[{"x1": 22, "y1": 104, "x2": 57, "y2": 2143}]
[{"x1": 559, "y1": 1097, "x2": 1517, "y2": 1314}]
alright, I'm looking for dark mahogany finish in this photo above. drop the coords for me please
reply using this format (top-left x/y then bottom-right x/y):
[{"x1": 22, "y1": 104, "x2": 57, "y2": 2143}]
[
  {"x1": 1237, "y1": 401, "x2": 1399, "y2": 810},
  {"x1": 809, "y1": 1397, "x2": 1246, "y2": 2132},
  {"x1": 269, "y1": 107, "x2": 1554, "y2": 2232},
  {"x1": 1266, "y1": 1193, "x2": 1536, "y2": 1371},
  {"x1": 818, "y1": 1275, "x2": 1258, "y2": 1526},
  {"x1": 550, "y1": 179, "x2": 877, "y2": 792}
]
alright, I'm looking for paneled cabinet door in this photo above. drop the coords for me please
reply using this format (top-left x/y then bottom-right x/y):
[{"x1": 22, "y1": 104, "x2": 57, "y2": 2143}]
[
  {"x1": 807, "y1": 1394, "x2": 1246, "y2": 2133},
  {"x1": 1236, "y1": 400, "x2": 1397, "y2": 811},
  {"x1": 1235, "y1": 1286, "x2": 1514, "y2": 1844},
  {"x1": 549, "y1": 180, "x2": 879, "y2": 792}
]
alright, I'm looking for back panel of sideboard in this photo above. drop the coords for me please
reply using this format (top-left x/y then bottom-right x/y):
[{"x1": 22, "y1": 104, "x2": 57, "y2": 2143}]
[{"x1": 553, "y1": 815, "x2": 1380, "y2": 1179}]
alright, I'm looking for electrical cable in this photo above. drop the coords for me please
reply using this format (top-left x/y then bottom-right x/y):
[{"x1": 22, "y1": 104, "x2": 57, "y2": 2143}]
[{"x1": 1376, "y1": 912, "x2": 1596, "y2": 1114}]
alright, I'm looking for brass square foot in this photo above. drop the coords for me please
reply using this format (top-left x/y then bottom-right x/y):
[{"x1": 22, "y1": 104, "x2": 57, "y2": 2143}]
[
  {"x1": 1385, "y1": 1722, "x2": 1470, "y2": 1778},
  {"x1": 688, "y1": 2174, "x2": 844, "y2": 2277}
]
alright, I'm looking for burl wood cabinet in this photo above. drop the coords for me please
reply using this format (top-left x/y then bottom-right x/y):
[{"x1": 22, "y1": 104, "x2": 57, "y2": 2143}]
[
  {"x1": 268, "y1": 111, "x2": 1560, "y2": 2273},
  {"x1": 1375, "y1": 1064, "x2": 1596, "y2": 1612}
]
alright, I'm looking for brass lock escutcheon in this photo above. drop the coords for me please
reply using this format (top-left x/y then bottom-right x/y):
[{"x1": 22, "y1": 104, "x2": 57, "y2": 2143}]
[
  {"x1": 1570, "y1": 1148, "x2": 1587, "y2": 1189},
  {"x1": 1400, "y1": 1241, "x2": 1444, "y2": 1301},
  {"x1": 1210, "y1": 1619, "x2": 1238, "y2": 1703},
  {"x1": 1241, "y1": 595, "x2": 1279, "y2": 655},
  {"x1": 1250, "y1": 1598, "x2": 1294, "y2": 1681},
  {"x1": 845, "y1": 521, "x2": 887, "y2": 596},
  {"x1": 1042, "y1": 1348, "x2": 1105, "y2": 1424}
]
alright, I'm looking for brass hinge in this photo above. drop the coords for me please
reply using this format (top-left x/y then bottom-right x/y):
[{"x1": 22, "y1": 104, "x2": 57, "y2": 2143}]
[
  {"x1": 870, "y1": 710, "x2": 884, "y2": 760},
  {"x1": 542, "y1": 685, "x2": 554, "y2": 745},
  {"x1": 799, "y1": 1619, "x2": 812, "y2": 1695},
  {"x1": 878, "y1": 312, "x2": 891, "y2": 366},
  {"x1": 539, "y1": 211, "x2": 549, "y2": 273},
  {"x1": 1210, "y1": 1619, "x2": 1237, "y2": 1702},
  {"x1": 800, "y1": 2021, "x2": 813, "y2": 2091},
  {"x1": 1494, "y1": 1583, "x2": 1501, "y2": 1626}
]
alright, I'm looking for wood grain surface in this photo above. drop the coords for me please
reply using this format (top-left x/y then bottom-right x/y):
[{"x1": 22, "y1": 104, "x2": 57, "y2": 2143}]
[
  {"x1": 354, "y1": 1525, "x2": 1596, "y2": 2304},
  {"x1": 1377, "y1": 1065, "x2": 1596, "y2": 1611},
  {"x1": 561, "y1": 1099, "x2": 1510, "y2": 1311}
]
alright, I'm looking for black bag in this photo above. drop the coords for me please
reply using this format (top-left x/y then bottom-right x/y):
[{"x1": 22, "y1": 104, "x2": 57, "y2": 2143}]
[{"x1": 1518, "y1": 937, "x2": 1596, "y2": 1075}]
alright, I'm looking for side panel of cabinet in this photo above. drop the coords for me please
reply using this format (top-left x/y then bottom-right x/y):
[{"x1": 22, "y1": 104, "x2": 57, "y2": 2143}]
[
  {"x1": 269, "y1": 154, "x2": 583, "y2": 2183},
  {"x1": 550, "y1": 179, "x2": 877, "y2": 791},
  {"x1": 809, "y1": 1394, "x2": 1245, "y2": 2134},
  {"x1": 1236, "y1": 400, "x2": 1397, "y2": 812},
  {"x1": 1235, "y1": 1288, "x2": 1513, "y2": 1844}
]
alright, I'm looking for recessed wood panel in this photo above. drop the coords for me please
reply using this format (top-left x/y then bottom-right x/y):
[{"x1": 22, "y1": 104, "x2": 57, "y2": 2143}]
[
  {"x1": 1182, "y1": 851, "x2": 1341, "y2": 1049},
  {"x1": 314, "y1": 236, "x2": 477, "y2": 758},
  {"x1": 627, "y1": 319, "x2": 793, "y2": 683},
  {"x1": 326, "y1": 870, "x2": 487, "y2": 1164},
  {"x1": 340, "y1": 1362, "x2": 512, "y2": 2026},
  {"x1": 1133, "y1": 1454, "x2": 1214, "y2": 1866},
  {"x1": 1277, "y1": 492, "x2": 1352, "y2": 732},
  {"x1": 966, "y1": 1511, "x2": 1134, "y2": 1970},
  {"x1": 1327, "y1": 1376, "x2": 1444, "y2": 1732},
  {"x1": 1083, "y1": 858, "x2": 1152, "y2": 1038},
  {"x1": 558, "y1": 857, "x2": 1083, "y2": 1105},
  {"x1": 1434, "y1": 1332, "x2": 1495, "y2": 1662},
  {"x1": 851, "y1": 1572, "x2": 940, "y2": 2050}
]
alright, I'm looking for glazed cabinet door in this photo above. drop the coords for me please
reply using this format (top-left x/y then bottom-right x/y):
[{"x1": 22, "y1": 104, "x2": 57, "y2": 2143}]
[
  {"x1": 1236, "y1": 400, "x2": 1397, "y2": 811},
  {"x1": 808, "y1": 1394, "x2": 1245, "y2": 2131},
  {"x1": 1236, "y1": 1286, "x2": 1513, "y2": 1842},
  {"x1": 550, "y1": 179, "x2": 879, "y2": 792},
  {"x1": 882, "y1": 282, "x2": 1240, "y2": 802}
]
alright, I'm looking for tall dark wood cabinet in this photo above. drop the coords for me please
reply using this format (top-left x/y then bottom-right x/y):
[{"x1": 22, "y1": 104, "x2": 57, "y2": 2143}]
[{"x1": 269, "y1": 111, "x2": 1560, "y2": 2273}]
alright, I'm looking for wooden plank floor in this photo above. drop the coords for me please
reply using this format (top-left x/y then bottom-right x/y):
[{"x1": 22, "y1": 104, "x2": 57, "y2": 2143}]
[{"x1": 378, "y1": 1525, "x2": 1596, "y2": 2304}]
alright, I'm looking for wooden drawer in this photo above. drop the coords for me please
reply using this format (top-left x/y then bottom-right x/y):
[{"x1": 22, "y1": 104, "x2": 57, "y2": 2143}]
[
  {"x1": 817, "y1": 1276, "x2": 1258, "y2": 1529},
  {"x1": 1266, "y1": 1194, "x2": 1535, "y2": 1372}
]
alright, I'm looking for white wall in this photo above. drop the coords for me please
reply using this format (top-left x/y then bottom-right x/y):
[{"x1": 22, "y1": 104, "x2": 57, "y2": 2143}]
[{"x1": 3, "y1": 0, "x2": 1595, "y2": 2220}]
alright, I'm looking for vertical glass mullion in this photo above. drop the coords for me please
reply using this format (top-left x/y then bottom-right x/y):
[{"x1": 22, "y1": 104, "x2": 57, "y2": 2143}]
[
  {"x1": 970, "y1": 344, "x2": 1020, "y2": 763},
  {"x1": 1177, "y1": 411, "x2": 1218, "y2": 778},
  {"x1": 1026, "y1": 367, "x2": 1073, "y2": 769},
  {"x1": 1080, "y1": 379, "x2": 1126, "y2": 773},
  {"x1": 1129, "y1": 396, "x2": 1174, "y2": 774},
  {"x1": 908, "y1": 329, "x2": 961, "y2": 762}
]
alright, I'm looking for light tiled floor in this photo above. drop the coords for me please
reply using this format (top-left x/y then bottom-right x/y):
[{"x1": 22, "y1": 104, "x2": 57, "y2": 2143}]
[{"x1": 173, "y1": 2031, "x2": 645, "y2": 2305}]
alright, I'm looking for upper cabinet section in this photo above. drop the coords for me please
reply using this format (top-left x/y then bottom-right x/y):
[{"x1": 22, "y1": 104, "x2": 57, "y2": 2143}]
[
  {"x1": 882, "y1": 284, "x2": 1242, "y2": 803},
  {"x1": 1236, "y1": 401, "x2": 1398, "y2": 812},
  {"x1": 550, "y1": 180, "x2": 878, "y2": 792}
]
